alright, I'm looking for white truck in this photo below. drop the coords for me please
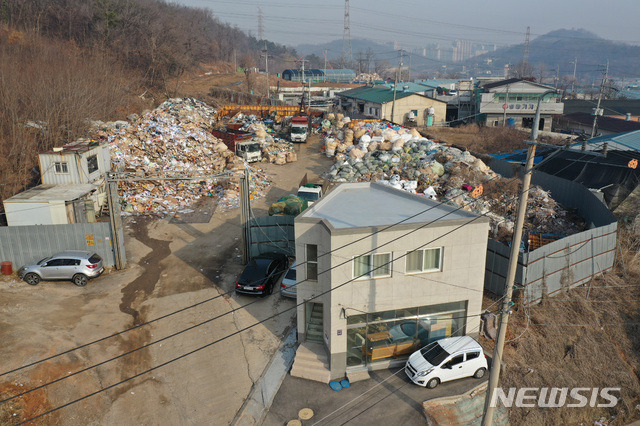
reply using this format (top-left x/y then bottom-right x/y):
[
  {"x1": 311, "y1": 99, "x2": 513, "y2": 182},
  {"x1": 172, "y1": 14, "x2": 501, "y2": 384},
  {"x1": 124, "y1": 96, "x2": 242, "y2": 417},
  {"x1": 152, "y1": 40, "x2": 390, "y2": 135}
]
[
  {"x1": 296, "y1": 174, "x2": 324, "y2": 206},
  {"x1": 289, "y1": 116, "x2": 309, "y2": 143}
]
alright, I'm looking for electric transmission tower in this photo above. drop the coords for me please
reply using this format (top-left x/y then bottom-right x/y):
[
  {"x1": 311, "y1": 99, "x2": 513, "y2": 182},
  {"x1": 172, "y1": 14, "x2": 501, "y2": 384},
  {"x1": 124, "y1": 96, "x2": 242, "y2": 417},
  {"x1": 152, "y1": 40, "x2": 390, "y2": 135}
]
[
  {"x1": 523, "y1": 26, "x2": 530, "y2": 64},
  {"x1": 258, "y1": 6, "x2": 264, "y2": 40},
  {"x1": 342, "y1": 0, "x2": 352, "y2": 67}
]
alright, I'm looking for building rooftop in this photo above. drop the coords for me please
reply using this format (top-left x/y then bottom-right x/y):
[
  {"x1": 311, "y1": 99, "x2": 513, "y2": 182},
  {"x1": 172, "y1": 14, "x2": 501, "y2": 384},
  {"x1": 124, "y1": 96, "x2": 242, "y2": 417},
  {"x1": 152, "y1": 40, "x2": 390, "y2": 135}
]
[
  {"x1": 41, "y1": 139, "x2": 106, "y2": 155},
  {"x1": 337, "y1": 85, "x2": 446, "y2": 105},
  {"x1": 4, "y1": 184, "x2": 97, "y2": 203},
  {"x1": 480, "y1": 78, "x2": 554, "y2": 91},
  {"x1": 563, "y1": 99, "x2": 640, "y2": 116},
  {"x1": 564, "y1": 112, "x2": 640, "y2": 133},
  {"x1": 300, "y1": 182, "x2": 482, "y2": 229},
  {"x1": 579, "y1": 129, "x2": 640, "y2": 151}
]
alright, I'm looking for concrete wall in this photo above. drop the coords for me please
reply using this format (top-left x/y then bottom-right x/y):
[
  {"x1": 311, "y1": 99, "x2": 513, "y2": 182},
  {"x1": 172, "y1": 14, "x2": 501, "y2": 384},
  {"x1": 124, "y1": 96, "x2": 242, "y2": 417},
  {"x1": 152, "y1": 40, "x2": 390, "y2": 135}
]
[
  {"x1": 295, "y1": 216, "x2": 490, "y2": 379},
  {"x1": 0, "y1": 222, "x2": 123, "y2": 269}
]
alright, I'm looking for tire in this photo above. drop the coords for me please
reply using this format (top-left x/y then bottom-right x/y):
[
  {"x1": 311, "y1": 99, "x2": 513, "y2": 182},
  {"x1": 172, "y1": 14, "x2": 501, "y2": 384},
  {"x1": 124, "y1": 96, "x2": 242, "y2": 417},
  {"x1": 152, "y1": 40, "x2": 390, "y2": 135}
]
[
  {"x1": 24, "y1": 273, "x2": 41, "y2": 286},
  {"x1": 474, "y1": 367, "x2": 487, "y2": 379},
  {"x1": 426, "y1": 378, "x2": 440, "y2": 389},
  {"x1": 266, "y1": 282, "x2": 274, "y2": 295},
  {"x1": 73, "y1": 274, "x2": 88, "y2": 287}
]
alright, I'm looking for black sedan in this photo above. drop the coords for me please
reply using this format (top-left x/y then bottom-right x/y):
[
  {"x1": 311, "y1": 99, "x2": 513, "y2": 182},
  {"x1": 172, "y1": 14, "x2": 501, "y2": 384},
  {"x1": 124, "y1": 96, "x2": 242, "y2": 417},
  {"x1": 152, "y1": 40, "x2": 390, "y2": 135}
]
[{"x1": 235, "y1": 253, "x2": 289, "y2": 296}]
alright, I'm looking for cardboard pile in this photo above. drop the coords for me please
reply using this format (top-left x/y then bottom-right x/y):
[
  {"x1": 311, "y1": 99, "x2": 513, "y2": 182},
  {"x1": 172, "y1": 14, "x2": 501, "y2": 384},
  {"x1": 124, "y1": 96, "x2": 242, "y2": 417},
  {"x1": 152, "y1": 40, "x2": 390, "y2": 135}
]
[{"x1": 321, "y1": 117, "x2": 585, "y2": 244}]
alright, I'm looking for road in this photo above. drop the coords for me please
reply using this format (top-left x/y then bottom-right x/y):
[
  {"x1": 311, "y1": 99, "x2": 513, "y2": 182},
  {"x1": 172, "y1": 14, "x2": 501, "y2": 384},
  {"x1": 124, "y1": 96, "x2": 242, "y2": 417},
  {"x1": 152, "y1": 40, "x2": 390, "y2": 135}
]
[{"x1": 0, "y1": 135, "x2": 333, "y2": 424}]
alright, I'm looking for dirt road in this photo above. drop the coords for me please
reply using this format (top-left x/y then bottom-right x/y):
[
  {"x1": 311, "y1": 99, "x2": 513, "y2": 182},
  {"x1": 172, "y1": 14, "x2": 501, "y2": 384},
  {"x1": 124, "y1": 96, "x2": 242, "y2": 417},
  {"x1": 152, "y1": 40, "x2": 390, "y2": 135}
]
[{"x1": 0, "y1": 135, "x2": 333, "y2": 424}]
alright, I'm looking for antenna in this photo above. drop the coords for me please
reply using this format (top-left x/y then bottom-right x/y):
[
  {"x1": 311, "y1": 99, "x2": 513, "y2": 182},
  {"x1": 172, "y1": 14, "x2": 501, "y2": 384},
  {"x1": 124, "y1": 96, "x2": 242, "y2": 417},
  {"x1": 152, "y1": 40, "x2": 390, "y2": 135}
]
[
  {"x1": 342, "y1": 0, "x2": 352, "y2": 66},
  {"x1": 258, "y1": 6, "x2": 264, "y2": 40}
]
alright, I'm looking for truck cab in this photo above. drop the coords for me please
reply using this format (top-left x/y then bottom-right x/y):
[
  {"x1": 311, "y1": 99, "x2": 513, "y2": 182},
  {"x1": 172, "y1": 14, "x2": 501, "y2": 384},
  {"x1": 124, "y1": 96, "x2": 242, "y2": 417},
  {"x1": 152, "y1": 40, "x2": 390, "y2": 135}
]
[
  {"x1": 236, "y1": 140, "x2": 262, "y2": 163},
  {"x1": 296, "y1": 183, "x2": 322, "y2": 206},
  {"x1": 290, "y1": 116, "x2": 309, "y2": 143}
]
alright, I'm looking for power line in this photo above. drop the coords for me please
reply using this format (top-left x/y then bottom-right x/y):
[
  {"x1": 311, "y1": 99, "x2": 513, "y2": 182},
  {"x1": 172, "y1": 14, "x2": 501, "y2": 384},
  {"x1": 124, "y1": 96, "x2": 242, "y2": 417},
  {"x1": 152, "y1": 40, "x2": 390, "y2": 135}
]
[{"x1": 13, "y1": 209, "x2": 499, "y2": 422}]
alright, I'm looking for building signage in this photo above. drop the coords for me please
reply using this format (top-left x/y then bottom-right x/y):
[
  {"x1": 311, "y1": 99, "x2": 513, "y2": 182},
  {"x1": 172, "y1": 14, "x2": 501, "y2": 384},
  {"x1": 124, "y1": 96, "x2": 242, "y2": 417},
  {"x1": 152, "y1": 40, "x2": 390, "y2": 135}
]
[{"x1": 502, "y1": 103, "x2": 537, "y2": 111}]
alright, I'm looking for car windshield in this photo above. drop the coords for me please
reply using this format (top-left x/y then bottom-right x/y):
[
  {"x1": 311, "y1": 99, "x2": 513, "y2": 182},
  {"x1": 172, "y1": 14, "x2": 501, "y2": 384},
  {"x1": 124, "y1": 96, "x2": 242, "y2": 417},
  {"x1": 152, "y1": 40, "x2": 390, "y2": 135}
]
[
  {"x1": 245, "y1": 144, "x2": 261, "y2": 152},
  {"x1": 285, "y1": 268, "x2": 296, "y2": 280},
  {"x1": 291, "y1": 127, "x2": 306, "y2": 134},
  {"x1": 420, "y1": 341, "x2": 450, "y2": 366},
  {"x1": 298, "y1": 191, "x2": 319, "y2": 201},
  {"x1": 38, "y1": 257, "x2": 52, "y2": 265}
]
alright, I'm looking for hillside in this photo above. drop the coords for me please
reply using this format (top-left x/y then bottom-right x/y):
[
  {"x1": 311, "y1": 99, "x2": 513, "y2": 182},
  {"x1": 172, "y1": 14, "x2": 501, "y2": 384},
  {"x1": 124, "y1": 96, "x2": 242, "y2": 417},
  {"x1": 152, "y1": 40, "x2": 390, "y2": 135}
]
[{"x1": 466, "y1": 29, "x2": 640, "y2": 80}]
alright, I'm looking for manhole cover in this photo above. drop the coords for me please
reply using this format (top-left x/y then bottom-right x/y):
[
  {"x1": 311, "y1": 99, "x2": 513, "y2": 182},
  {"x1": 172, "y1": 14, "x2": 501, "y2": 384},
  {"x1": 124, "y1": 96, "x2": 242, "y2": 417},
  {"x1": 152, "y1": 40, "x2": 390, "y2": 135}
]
[
  {"x1": 299, "y1": 408, "x2": 314, "y2": 420},
  {"x1": 287, "y1": 420, "x2": 302, "y2": 426}
]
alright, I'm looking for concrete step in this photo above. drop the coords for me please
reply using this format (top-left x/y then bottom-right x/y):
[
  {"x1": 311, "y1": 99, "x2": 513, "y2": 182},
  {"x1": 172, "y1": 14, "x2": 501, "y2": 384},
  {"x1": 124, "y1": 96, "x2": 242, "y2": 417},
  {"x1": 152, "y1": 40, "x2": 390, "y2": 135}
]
[
  {"x1": 294, "y1": 342, "x2": 328, "y2": 363},
  {"x1": 307, "y1": 323, "x2": 323, "y2": 333},
  {"x1": 311, "y1": 311, "x2": 323, "y2": 320},
  {"x1": 290, "y1": 363, "x2": 331, "y2": 383}
]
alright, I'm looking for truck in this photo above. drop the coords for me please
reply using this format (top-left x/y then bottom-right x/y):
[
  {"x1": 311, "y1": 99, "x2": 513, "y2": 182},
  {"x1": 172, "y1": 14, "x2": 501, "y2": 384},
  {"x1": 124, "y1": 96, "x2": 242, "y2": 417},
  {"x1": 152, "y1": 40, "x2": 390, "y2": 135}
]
[
  {"x1": 211, "y1": 128, "x2": 262, "y2": 163},
  {"x1": 289, "y1": 116, "x2": 309, "y2": 143},
  {"x1": 296, "y1": 174, "x2": 323, "y2": 206}
]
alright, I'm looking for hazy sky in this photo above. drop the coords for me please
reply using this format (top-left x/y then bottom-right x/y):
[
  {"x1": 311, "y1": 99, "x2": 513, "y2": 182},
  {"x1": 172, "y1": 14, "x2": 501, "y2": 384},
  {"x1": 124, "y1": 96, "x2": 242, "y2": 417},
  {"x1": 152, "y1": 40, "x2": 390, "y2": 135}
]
[{"x1": 177, "y1": 0, "x2": 640, "y2": 49}]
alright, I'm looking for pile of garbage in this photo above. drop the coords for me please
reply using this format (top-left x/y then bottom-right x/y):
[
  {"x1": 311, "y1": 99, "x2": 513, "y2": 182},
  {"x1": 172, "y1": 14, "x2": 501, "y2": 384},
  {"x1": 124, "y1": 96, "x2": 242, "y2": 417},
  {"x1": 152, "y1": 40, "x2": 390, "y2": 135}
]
[
  {"x1": 221, "y1": 112, "x2": 298, "y2": 164},
  {"x1": 320, "y1": 115, "x2": 585, "y2": 244},
  {"x1": 93, "y1": 98, "x2": 274, "y2": 215}
]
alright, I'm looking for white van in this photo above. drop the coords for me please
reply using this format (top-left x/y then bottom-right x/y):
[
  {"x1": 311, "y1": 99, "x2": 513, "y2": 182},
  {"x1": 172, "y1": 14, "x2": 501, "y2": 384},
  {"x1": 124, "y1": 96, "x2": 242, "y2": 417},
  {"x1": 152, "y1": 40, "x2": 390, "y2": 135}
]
[{"x1": 405, "y1": 336, "x2": 488, "y2": 388}]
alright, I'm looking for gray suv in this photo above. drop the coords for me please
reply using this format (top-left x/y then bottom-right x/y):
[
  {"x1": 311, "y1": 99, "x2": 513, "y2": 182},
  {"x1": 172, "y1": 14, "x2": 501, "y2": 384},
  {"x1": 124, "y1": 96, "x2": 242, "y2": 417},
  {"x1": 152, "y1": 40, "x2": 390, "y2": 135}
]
[{"x1": 18, "y1": 251, "x2": 104, "y2": 287}]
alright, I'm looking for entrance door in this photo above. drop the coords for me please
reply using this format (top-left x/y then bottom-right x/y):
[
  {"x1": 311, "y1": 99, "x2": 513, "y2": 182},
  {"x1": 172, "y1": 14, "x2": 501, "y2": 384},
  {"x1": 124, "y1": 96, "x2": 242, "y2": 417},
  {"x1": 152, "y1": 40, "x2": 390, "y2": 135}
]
[{"x1": 305, "y1": 302, "x2": 323, "y2": 342}]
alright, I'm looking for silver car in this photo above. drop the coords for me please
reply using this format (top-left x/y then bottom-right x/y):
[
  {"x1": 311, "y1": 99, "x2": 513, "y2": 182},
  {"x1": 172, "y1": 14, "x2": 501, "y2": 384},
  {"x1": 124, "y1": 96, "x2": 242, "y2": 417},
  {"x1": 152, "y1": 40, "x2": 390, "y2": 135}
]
[
  {"x1": 18, "y1": 251, "x2": 104, "y2": 287},
  {"x1": 280, "y1": 261, "x2": 297, "y2": 298}
]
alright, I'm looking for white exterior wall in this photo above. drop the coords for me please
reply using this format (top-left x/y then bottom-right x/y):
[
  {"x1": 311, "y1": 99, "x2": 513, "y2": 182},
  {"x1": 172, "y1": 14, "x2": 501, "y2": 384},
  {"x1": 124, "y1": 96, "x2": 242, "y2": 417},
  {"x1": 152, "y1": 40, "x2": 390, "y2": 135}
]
[
  {"x1": 381, "y1": 95, "x2": 447, "y2": 126},
  {"x1": 40, "y1": 144, "x2": 110, "y2": 185},
  {"x1": 3, "y1": 201, "x2": 68, "y2": 226},
  {"x1": 295, "y1": 216, "x2": 490, "y2": 379}
]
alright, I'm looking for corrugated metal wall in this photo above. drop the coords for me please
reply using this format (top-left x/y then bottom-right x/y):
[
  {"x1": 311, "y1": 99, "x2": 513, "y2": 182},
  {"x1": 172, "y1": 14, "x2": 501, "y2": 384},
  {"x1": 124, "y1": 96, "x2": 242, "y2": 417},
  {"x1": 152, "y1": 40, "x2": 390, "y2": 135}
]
[
  {"x1": 483, "y1": 156, "x2": 618, "y2": 306},
  {"x1": 248, "y1": 216, "x2": 295, "y2": 258},
  {"x1": 0, "y1": 222, "x2": 123, "y2": 268}
]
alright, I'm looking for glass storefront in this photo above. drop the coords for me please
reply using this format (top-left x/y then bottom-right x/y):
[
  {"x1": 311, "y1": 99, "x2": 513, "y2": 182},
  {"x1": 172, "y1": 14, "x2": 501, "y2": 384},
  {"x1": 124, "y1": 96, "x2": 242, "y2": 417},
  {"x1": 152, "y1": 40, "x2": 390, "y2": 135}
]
[{"x1": 345, "y1": 301, "x2": 467, "y2": 368}]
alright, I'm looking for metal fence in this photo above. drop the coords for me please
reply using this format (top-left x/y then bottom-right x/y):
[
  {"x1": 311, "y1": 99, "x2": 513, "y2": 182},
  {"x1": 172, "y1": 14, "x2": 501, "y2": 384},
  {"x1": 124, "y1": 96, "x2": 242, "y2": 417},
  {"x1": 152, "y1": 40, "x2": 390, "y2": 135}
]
[
  {"x1": 248, "y1": 215, "x2": 295, "y2": 258},
  {"x1": 483, "y1": 157, "x2": 618, "y2": 306},
  {"x1": 0, "y1": 222, "x2": 124, "y2": 269}
]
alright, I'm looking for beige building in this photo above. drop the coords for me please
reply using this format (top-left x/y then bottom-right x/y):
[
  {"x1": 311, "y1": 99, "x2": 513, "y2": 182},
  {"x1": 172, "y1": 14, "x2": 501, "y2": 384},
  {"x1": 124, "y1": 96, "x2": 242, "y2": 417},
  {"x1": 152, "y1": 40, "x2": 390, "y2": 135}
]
[
  {"x1": 291, "y1": 182, "x2": 490, "y2": 383},
  {"x1": 336, "y1": 85, "x2": 447, "y2": 126}
]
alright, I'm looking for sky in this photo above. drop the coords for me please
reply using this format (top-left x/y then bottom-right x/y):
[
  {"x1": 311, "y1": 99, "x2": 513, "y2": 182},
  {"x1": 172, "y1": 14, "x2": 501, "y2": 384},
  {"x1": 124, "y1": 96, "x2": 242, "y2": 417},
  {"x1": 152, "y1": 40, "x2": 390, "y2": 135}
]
[{"x1": 176, "y1": 0, "x2": 640, "y2": 50}]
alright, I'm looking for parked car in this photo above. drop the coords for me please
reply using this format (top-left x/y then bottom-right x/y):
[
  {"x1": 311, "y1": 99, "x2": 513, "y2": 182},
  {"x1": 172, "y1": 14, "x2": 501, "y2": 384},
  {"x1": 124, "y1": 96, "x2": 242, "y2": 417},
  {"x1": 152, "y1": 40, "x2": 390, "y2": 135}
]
[
  {"x1": 18, "y1": 251, "x2": 104, "y2": 287},
  {"x1": 405, "y1": 336, "x2": 488, "y2": 389},
  {"x1": 235, "y1": 252, "x2": 289, "y2": 296},
  {"x1": 280, "y1": 261, "x2": 297, "y2": 298}
]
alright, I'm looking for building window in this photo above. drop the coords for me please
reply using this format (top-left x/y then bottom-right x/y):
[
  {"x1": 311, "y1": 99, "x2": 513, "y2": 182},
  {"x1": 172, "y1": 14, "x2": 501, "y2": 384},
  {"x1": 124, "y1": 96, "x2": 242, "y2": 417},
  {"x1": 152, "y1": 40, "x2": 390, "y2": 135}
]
[
  {"x1": 306, "y1": 244, "x2": 318, "y2": 281},
  {"x1": 406, "y1": 248, "x2": 442, "y2": 273},
  {"x1": 54, "y1": 162, "x2": 69, "y2": 174},
  {"x1": 87, "y1": 155, "x2": 98, "y2": 174},
  {"x1": 353, "y1": 253, "x2": 391, "y2": 279},
  {"x1": 345, "y1": 300, "x2": 467, "y2": 367}
]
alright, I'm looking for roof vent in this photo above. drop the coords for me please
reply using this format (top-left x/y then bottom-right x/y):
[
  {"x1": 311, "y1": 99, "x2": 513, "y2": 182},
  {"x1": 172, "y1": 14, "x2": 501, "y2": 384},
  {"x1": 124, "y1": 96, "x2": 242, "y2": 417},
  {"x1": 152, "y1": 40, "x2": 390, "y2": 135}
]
[{"x1": 53, "y1": 147, "x2": 63, "y2": 152}]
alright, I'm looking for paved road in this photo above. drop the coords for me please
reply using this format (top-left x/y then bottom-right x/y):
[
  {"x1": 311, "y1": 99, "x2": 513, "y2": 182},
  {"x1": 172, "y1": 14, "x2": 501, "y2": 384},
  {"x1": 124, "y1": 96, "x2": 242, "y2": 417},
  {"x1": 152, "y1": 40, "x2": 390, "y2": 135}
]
[{"x1": 265, "y1": 367, "x2": 487, "y2": 425}]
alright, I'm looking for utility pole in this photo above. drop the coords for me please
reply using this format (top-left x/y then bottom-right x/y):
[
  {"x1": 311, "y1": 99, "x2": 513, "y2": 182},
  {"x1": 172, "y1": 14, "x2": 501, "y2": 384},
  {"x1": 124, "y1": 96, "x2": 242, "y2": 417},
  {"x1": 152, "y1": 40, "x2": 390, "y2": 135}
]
[
  {"x1": 106, "y1": 173, "x2": 125, "y2": 270},
  {"x1": 591, "y1": 60, "x2": 609, "y2": 138},
  {"x1": 233, "y1": 49, "x2": 237, "y2": 74},
  {"x1": 570, "y1": 58, "x2": 577, "y2": 98},
  {"x1": 482, "y1": 90, "x2": 558, "y2": 426},
  {"x1": 391, "y1": 51, "x2": 403, "y2": 123},
  {"x1": 502, "y1": 85, "x2": 509, "y2": 127},
  {"x1": 408, "y1": 52, "x2": 412, "y2": 82},
  {"x1": 262, "y1": 43, "x2": 269, "y2": 101}
]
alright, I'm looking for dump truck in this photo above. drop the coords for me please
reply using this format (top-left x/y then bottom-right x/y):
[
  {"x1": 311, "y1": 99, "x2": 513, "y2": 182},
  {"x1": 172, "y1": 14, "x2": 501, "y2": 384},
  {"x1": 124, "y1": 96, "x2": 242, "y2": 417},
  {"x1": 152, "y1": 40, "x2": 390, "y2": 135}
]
[
  {"x1": 290, "y1": 116, "x2": 309, "y2": 143},
  {"x1": 211, "y1": 128, "x2": 262, "y2": 163}
]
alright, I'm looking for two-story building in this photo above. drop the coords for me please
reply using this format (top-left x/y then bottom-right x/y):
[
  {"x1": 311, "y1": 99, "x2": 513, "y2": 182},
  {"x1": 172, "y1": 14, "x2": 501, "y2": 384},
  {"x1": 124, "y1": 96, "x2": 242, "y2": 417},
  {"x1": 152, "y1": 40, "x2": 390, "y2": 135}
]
[
  {"x1": 3, "y1": 139, "x2": 110, "y2": 226},
  {"x1": 478, "y1": 78, "x2": 564, "y2": 131},
  {"x1": 290, "y1": 182, "x2": 490, "y2": 382}
]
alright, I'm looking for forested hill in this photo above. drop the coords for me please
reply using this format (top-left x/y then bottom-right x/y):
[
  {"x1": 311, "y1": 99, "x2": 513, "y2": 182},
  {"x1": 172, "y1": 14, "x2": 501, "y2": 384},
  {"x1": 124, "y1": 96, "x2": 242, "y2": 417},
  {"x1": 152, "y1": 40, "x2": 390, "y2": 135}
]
[{"x1": 4, "y1": 0, "x2": 296, "y2": 87}]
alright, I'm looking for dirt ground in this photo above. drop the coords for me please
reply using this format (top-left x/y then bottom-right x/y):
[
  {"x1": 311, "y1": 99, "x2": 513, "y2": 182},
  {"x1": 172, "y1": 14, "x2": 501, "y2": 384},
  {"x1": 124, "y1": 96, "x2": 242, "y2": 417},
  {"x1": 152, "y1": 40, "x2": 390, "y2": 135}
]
[{"x1": 0, "y1": 135, "x2": 333, "y2": 425}]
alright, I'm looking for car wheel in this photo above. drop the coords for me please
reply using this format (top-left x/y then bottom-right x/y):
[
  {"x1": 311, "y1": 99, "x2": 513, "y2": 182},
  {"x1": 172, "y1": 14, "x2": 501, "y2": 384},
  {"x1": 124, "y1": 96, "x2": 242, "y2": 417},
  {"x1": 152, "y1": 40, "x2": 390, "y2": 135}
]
[
  {"x1": 474, "y1": 367, "x2": 487, "y2": 379},
  {"x1": 267, "y1": 283, "x2": 274, "y2": 295},
  {"x1": 72, "y1": 274, "x2": 88, "y2": 287},
  {"x1": 426, "y1": 378, "x2": 440, "y2": 389},
  {"x1": 24, "y1": 273, "x2": 41, "y2": 286}
]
